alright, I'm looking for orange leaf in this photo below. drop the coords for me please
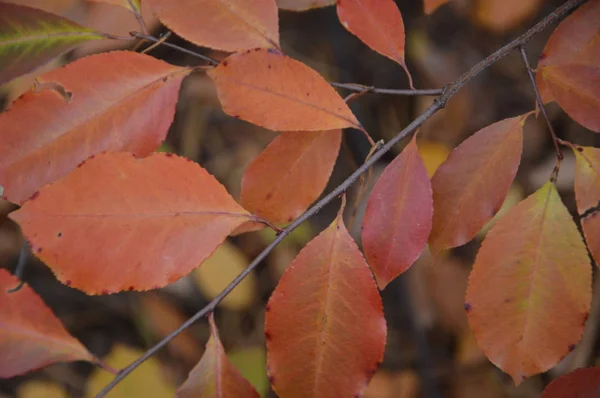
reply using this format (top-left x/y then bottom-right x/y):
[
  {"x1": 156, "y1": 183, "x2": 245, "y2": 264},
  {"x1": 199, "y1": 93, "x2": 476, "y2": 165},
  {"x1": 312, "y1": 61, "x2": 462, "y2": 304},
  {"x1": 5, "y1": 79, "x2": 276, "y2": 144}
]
[
  {"x1": 86, "y1": 0, "x2": 141, "y2": 13},
  {"x1": 541, "y1": 367, "x2": 600, "y2": 398},
  {"x1": 276, "y1": 0, "x2": 335, "y2": 11},
  {"x1": 429, "y1": 115, "x2": 526, "y2": 256},
  {"x1": 9, "y1": 152, "x2": 251, "y2": 294},
  {"x1": 265, "y1": 200, "x2": 386, "y2": 397},
  {"x1": 145, "y1": 0, "x2": 279, "y2": 52},
  {"x1": 0, "y1": 51, "x2": 190, "y2": 205},
  {"x1": 538, "y1": 0, "x2": 600, "y2": 70},
  {"x1": 473, "y1": 0, "x2": 544, "y2": 33},
  {"x1": 207, "y1": 48, "x2": 361, "y2": 131},
  {"x1": 541, "y1": 64, "x2": 600, "y2": 133},
  {"x1": 336, "y1": 0, "x2": 412, "y2": 86},
  {"x1": 241, "y1": 130, "x2": 341, "y2": 224},
  {"x1": 466, "y1": 181, "x2": 592, "y2": 384},
  {"x1": 362, "y1": 137, "x2": 432, "y2": 289},
  {"x1": 573, "y1": 146, "x2": 600, "y2": 266},
  {"x1": 176, "y1": 314, "x2": 259, "y2": 398},
  {"x1": 423, "y1": 0, "x2": 448, "y2": 14},
  {"x1": 0, "y1": 269, "x2": 96, "y2": 378},
  {"x1": 537, "y1": 0, "x2": 600, "y2": 129}
]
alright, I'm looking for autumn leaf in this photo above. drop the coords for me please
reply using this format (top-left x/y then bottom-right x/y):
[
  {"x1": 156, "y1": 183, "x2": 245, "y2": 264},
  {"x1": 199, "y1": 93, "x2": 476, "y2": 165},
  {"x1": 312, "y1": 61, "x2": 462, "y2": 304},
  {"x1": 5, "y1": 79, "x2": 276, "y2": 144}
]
[
  {"x1": 276, "y1": 0, "x2": 335, "y2": 11},
  {"x1": 87, "y1": 0, "x2": 142, "y2": 13},
  {"x1": 541, "y1": 367, "x2": 600, "y2": 398},
  {"x1": 540, "y1": 65, "x2": 600, "y2": 133},
  {"x1": 423, "y1": 0, "x2": 448, "y2": 14},
  {"x1": 137, "y1": 294, "x2": 204, "y2": 365},
  {"x1": 208, "y1": 48, "x2": 361, "y2": 131},
  {"x1": 362, "y1": 137, "x2": 432, "y2": 289},
  {"x1": 265, "y1": 199, "x2": 386, "y2": 397},
  {"x1": 473, "y1": 0, "x2": 544, "y2": 33},
  {"x1": 337, "y1": 0, "x2": 412, "y2": 87},
  {"x1": 536, "y1": 0, "x2": 600, "y2": 131},
  {"x1": 0, "y1": 269, "x2": 97, "y2": 378},
  {"x1": 0, "y1": 50, "x2": 191, "y2": 205},
  {"x1": 193, "y1": 240, "x2": 258, "y2": 311},
  {"x1": 0, "y1": 2, "x2": 103, "y2": 85},
  {"x1": 466, "y1": 181, "x2": 592, "y2": 384},
  {"x1": 86, "y1": 344, "x2": 175, "y2": 397},
  {"x1": 573, "y1": 146, "x2": 600, "y2": 265},
  {"x1": 429, "y1": 115, "x2": 527, "y2": 256},
  {"x1": 241, "y1": 130, "x2": 342, "y2": 224},
  {"x1": 145, "y1": 0, "x2": 279, "y2": 52},
  {"x1": 9, "y1": 152, "x2": 252, "y2": 294},
  {"x1": 176, "y1": 314, "x2": 259, "y2": 398}
]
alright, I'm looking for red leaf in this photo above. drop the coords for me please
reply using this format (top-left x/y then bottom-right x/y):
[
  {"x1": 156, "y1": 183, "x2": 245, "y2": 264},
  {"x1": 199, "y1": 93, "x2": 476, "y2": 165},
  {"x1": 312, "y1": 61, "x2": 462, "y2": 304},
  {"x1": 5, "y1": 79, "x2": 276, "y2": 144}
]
[
  {"x1": 241, "y1": 130, "x2": 341, "y2": 224},
  {"x1": 541, "y1": 64, "x2": 600, "y2": 133},
  {"x1": 9, "y1": 152, "x2": 251, "y2": 294},
  {"x1": 573, "y1": 146, "x2": 600, "y2": 265},
  {"x1": 537, "y1": 0, "x2": 600, "y2": 130},
  {"x1": 336, "y1": 0, "x2": 412, "y2": 86},
  {"x1": 423, "y1": 0, "x2": 448, "y2": 14},
  {"x1": 207, "y1": 48, "x2": 360, "y2": 131},
  {"x1": 176, "y1": 314, "x2": 259, "y2": 398},
  {"x1": 429, "y1": 115, "x2": 526, "y2": 256},
  {"x1": 361, "y1": 137, "x2": 432, "y2": 289},
  {"x1": 0, "y1": 269, "x2": 96, "y2": 378},
  {"x1": 541, "y1": 367, "x2": 600, "y2": 398},
  {"x1": 0, "y1": 51, "x2": 190, "y2": 204},
  {"x1": 145, "y1": 0, "x2": 279, "y2": 52},
  {"x1": 265, "y1": 200, "x2": 386, "y2": 397},
  {"x1": 466, "y1": 181, "x2": 592, "y2": 384}
]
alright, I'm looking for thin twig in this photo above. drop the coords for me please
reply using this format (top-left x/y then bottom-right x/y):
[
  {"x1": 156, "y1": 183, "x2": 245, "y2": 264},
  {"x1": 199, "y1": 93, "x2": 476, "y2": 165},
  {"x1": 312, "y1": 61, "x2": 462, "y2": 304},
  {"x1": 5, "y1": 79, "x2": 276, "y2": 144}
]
[
  {"x1": 7, "y1": 241, "x2": 29, "y2": 293},
  {"x1": 332, "y1": 82, "x2": 444, "y2": 96},
  {"x1": 95, "y1": 1, "x2": 587, "y2": 395},
  {"x1": 130, "y1": 32, "x2": 220, "y2": 65},
  {"x1": 519, "y1": 46, "x2": 563, "y2": 161},
  {"x1": 141, "y1": 32, "x2": 172, "y2": 55},
  {"x1": 128, "y1": 0, "x2": 149, "y2": 36}
]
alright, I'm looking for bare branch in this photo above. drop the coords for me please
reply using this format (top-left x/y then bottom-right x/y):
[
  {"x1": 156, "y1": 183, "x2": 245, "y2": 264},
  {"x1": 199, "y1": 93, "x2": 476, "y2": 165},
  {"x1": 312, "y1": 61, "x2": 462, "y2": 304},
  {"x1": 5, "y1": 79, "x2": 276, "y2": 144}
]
[
  {"x1": 332, "y1": 82, "x2": 443, "y2": 96},
  {"x1": 95, "y1": 0, "x2": 588, "y2": 396}
]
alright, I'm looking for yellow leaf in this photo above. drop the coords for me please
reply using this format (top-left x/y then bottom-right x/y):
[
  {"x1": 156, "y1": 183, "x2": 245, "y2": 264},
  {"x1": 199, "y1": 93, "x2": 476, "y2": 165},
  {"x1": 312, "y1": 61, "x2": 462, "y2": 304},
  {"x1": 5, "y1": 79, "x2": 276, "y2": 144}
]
[
  {"x1": 193, "y1": 240, "x2": 256, "y2": 310},
  {"x1": 466, "y1": 181, "x2": 591, "y2": 384},
  {"x1": 417, "y1": 140, "x2": 450, "y2": 178},
  {"x1": 86, "y1": 345, "x2": 174, "y2": 397}
]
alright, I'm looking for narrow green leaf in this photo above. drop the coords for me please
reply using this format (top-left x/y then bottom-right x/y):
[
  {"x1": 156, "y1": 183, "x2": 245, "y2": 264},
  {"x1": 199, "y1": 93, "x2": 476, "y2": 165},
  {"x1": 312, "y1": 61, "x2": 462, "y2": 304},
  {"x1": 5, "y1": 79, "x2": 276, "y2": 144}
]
[{"x1": 0, "y1": 3, "x2": 104, "y2": 85}]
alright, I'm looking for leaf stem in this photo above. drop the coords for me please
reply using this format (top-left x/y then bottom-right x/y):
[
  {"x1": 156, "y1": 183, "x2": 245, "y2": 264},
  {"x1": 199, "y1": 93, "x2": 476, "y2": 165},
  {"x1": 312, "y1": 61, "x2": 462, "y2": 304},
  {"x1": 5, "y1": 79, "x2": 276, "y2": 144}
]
[
  {"x1": 129, "y1": 32, "x2": 220, "y2": 66},
  {"x1": 518, "y1": 46, "x2": 563, "y2": 162},
  {"x1": 128, "y1": 0, "x2": 149, "y2": 36},
  {"x1": 95, "y1": 0, "x2": 588, "y2": 395}
]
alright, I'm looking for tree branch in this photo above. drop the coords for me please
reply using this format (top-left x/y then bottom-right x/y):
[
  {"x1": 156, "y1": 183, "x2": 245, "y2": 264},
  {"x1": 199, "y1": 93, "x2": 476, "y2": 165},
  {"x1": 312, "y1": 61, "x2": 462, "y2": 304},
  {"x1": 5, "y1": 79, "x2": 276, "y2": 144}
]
[
  {"x1": 332, "y1": 82, "x2": 443, "y2": 96},
  {"x1": 95, "y1": 0, "x2": 587, "y2": 395}
]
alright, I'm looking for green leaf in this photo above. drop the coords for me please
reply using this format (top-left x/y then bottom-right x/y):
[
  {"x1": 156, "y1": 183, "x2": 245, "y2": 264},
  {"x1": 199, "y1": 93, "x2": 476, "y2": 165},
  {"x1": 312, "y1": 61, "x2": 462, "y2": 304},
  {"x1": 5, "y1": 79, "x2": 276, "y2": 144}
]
[{"x1": 0, "y1": 3, "x2": 104, "y2": 85}]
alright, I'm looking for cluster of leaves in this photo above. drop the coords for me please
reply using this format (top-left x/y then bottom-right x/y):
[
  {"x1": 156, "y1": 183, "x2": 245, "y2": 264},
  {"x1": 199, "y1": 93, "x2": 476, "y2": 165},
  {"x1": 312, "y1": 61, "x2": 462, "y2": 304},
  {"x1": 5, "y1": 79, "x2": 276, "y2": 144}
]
[{"x1": 1, "y1": 0, "x2": 600, "y2": 396}]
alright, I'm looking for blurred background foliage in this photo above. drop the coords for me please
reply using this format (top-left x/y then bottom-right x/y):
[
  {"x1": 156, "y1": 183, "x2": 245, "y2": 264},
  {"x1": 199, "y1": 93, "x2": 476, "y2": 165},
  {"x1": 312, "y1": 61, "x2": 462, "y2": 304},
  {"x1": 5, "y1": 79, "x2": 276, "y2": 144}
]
[{"x1": 1, "y1": 0, "x2": 599, "y2": 397}]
